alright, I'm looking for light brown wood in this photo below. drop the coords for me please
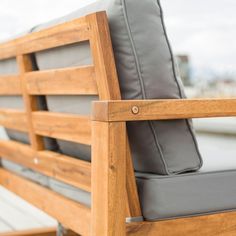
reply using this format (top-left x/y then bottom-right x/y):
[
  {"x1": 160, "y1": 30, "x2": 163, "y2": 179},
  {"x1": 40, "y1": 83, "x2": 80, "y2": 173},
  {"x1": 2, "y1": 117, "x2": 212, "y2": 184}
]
[
  {"x1": 0, "y1": 168, "x2": 91, "y2": 236},
  {"x1": 32, "y1": 111, "x2": 91, "y2": 145},
  {"x1": 0, "y1": 109, "x2": 28, "y2": 132},
  {"x1": 126, "y1": 139, "x2": 142, "y2": 218},
  {"x1": 88, "y1": 11, "x2": 140, "y2": 235},
  {"x1": 26, "y1": 66, "x2": 98, "y2": 95},
  {"x1": 0, "y1": 227, "x2": 57, "y2": 236},
  {"x1": 91, "y1": 121, "x2": 126, "y2": 236},
  {"x1": 92, "y1": 98, "x2": 236, "y2": 121},
  {"x1": 0, "y1": 140, "x2": 91, "y2": 192},
  {"x1": 0, "y1": 17, "x2": 89, "y2": 60},
  {"x1": 17, "y1": 55, "x2": 44, "y2": 151},
  {"x1": 0, "y1": 228, "x2": 79, "y2": 236},
  {"x1": 37, "y1": 150, "x2": 91, "y2": 192},
  {"x1": 0, "y1": 75, "x2": 21, "y2": 95},
  {"x1": 86, "y1": 12, "x2": 121, "y2": 100},
  {"x1": 126, "y1": 211, "x2": 236, "y2": 236},
  {"x1": 0, "y1": 11, "x2": 135, "y2": 236}
]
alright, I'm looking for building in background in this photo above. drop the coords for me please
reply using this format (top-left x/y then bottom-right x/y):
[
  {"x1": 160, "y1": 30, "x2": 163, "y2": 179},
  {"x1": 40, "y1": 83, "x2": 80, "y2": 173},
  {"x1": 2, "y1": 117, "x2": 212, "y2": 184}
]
[{"x1": 176, "y1": 55, "x2": 191, "y2": 86}]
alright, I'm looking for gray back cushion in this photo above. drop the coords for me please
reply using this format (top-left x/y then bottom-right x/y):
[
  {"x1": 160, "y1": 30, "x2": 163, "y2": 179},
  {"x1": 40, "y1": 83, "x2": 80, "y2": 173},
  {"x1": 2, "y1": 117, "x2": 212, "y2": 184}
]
[{"x1": 33, "y1": 0, "x2": 202, "y2": 175}]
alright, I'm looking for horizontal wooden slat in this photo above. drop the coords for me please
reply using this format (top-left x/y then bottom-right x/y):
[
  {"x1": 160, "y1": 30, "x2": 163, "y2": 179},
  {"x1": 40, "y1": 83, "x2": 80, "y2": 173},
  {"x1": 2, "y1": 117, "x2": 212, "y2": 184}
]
[
  {"x1": 126, "y1": 211, "x2": 236, "y2": 236},
  {"x1": 0, "y1": 16, "x2": 90, "y2": 60},
  {"x1": 0, "y1": 109, "x2": 28, "y2": 132},
  {"x1": 0, "y1": 140, "x2": 91, "y2": 192},
  {"x1": 92, "y1": 98, "x2": 236, "y2": 121},
  {"x1": 0, "y1": 75, "x2": 22, "y2": 95},
  {"x1": 26, "y1": 66, "x2": 98, "y2": 95},
  {"x1": 0, "y1": 227, "x2": 56, "y2": 236},
  {"x1": 0, "y1": 168, "x2": 91, "y2": 235},
  {"x1": 32, "y1": 111, "x2": 91, "y2": 145}
]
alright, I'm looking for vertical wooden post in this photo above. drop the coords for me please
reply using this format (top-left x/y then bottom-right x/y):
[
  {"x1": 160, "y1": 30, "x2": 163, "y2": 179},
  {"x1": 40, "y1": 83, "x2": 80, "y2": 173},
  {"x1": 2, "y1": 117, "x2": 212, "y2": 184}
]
[
  {"x1": 17, "y1": 55, "x2": 44, "y2": 151},
  {"x1": 126, "y1": 140, "x2": 142, "y2": 218},
  {"x1": 88, "y1": 11, "x2": 142, "y2": 230},
  {"x1": 91, "y1": 121, "x2": 126, "y2": 236},
  {"x1": 86, "y1": 12, "x2": 121, "y2": 101}
]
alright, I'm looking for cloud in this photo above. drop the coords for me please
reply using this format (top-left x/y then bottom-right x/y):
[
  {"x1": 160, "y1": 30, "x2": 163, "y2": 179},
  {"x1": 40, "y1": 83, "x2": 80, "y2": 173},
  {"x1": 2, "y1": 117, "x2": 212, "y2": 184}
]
[
  {"x1": 162, "y1": 0, "x2": 236, "y2": 77},
  {"x1": 0, "y1": 0, "x2": 235, "y2": 78},
  {"x1": 0, "y1": 0, "x2": 96, "y2": 40}
]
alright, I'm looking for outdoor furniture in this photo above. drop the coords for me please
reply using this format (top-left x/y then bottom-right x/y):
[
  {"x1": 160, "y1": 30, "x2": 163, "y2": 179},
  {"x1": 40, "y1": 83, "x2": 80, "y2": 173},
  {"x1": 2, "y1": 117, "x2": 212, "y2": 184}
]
[{"x1": 0, "y1": 3, "x2": 236, "y2": 236}]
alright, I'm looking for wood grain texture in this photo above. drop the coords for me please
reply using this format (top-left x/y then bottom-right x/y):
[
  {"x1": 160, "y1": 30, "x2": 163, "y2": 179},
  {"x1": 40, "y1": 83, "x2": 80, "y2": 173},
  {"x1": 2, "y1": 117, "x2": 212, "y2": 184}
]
[
  {"x1": 86, "y1": 12, "x2": 121, "y2": 100},
  {"x1": 17, "y1": 55, "x2": 44, "y2": 151},
  {"x1": 92, "y1": 98, "x2": 236, "y2": 121},
  {"x1": 0, "y1": 109, "x2": 28, "y2": 132},
  {"x1": 0, "y1": 17, "x2": 89, "y2": 60},
  {"x1": 0, "y1": 228, "x2": 79, "y2": 236},
  {"x1": 0, "y1": 168, "x2": 91, "y2": 236},
  {"x1": 126, "y1": 211, "x2": 236, "y2": 236},
  {"x1": 0, "y1": 11, "x2": 140, "y2": 236},
  {"x1": 0, "y1": 75, "x2": 22, "y2": 95},
  {"x1": 37, "y1": 150, "x2": 91, "y2": 192},
  {"x1": 0, "y1": 140, "x2": 91, "y2": 192},
  {"x1": 0, "y1": 227, "x2": 56, "y2": 236},
  {"x1": 32, "y1": 111, "x2": 91, "y2": 145},
  {"x1": 26, "y1": 66, "x2": 98, "y2": 95},
  {"x1": 91, "y1": 121, "x2": 126, "y2": 236},
  {"x1": 126, "y1": 139, "x2": 142, "y2": 218}
]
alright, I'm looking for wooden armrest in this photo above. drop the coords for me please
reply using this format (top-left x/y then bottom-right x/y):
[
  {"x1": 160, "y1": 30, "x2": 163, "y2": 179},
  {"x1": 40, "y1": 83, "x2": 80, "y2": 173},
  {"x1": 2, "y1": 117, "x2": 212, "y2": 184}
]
[{"x1": 92, "y1": 98, "x2": 236, "y2": 122}]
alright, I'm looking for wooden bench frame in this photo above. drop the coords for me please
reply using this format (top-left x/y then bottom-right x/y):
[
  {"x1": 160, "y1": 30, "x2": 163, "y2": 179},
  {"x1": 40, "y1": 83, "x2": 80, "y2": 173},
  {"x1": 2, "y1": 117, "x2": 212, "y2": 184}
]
[{"x1": 0, "y1": 11, "x2": 236, "y2": 236}]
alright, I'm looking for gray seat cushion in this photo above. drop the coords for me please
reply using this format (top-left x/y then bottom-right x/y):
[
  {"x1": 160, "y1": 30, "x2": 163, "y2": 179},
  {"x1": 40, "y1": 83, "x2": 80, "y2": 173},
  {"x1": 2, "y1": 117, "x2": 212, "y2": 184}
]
[
  {"x1": 33, "y1": 0, "x2": 202, "y2": 175},
  {"x1": 136, "y1": 170, "x2": 236, "y2": 220}
]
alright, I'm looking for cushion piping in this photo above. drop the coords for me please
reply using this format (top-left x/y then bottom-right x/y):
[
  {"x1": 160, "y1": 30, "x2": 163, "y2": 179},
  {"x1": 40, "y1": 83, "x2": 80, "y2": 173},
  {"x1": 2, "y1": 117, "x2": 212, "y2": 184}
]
[
  {"x1": 122, "y1": 0, "x2": 202, "y2": 174},
  {"x1": 157, "y1": 0, "x2": 203, "y2": 173},
  {"x1": 121, "y1": 0, "x2": 168, "y2": 174}
]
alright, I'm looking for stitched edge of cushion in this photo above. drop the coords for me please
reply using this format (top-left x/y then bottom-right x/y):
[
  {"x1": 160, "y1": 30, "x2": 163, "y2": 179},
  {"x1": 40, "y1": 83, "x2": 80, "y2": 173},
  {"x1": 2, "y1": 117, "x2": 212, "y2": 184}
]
[
  {"x1": 121, "y1": 0, "x2": 169, "y2": 174},
  {"x1": 157, "y1": 0, "x2": 203, "y2": 173}
]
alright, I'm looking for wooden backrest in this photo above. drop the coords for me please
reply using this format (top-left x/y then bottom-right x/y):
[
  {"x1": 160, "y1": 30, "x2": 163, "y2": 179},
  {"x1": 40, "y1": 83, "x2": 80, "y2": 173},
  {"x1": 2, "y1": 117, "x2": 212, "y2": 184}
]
[{"x1": 0, "y1": 11, "x2": 141, "y2": 233}]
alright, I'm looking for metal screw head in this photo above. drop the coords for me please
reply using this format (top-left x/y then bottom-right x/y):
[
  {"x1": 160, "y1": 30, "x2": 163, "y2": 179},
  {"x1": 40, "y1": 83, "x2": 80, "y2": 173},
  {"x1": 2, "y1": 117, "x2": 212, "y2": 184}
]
[{"x1": 131, "y1": 106, "x2": 139, "y2": 115}]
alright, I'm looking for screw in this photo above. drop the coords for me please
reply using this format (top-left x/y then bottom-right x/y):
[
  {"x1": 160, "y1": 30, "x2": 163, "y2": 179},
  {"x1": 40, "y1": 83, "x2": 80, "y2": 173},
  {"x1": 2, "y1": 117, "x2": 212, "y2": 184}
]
[{"x1": 131, "y1": 106, "x2": 139, "y2": 115}]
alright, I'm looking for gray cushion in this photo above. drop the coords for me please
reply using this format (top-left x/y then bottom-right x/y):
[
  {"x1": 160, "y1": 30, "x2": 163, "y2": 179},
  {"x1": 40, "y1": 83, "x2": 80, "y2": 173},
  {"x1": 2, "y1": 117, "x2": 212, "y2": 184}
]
[
  {"x1": 0, "y1": 58, "x2": 18, "y2": 75},
  {"x1": 33, "y1": 0, "x2": 202, "y2": 175},
  {"x1": 136, "y1": 170, "x2": 236, "y2": 220}
]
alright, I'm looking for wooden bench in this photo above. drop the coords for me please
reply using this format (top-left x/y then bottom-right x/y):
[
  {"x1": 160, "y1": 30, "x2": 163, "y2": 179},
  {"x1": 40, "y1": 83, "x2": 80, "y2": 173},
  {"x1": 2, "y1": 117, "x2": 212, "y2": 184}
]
[{"x1": 0, "y1": 11, "x2": 236, "y2": 236}]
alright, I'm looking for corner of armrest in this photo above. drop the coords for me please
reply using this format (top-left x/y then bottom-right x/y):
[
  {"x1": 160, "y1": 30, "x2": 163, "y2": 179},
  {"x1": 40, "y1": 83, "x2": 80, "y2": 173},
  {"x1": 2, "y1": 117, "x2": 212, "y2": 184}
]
[{"x1": 92, "y1": 101, "x2": 110, "y2": 122}]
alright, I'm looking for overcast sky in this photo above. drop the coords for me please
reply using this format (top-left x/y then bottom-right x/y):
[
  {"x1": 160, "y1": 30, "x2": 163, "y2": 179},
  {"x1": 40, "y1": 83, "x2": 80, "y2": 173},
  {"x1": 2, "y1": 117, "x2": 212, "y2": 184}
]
[{"x1": 0, "y1": 0, "x2": 236, "y2": 79}]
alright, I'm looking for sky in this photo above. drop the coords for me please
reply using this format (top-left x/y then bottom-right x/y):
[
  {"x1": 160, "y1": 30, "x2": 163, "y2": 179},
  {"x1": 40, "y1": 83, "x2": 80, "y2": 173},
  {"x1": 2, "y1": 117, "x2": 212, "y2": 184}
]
[{"x1": 0, "y1": 0, "x2": 236, "y2": 80}]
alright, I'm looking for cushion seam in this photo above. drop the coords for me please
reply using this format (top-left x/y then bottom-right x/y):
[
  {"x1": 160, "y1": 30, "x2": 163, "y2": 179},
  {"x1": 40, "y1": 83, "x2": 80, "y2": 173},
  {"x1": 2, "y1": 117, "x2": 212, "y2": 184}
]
[
  {"x1": 136, "y1": 169, "x2": 236, "y2": 180},
  {"x1": 157, "y1": 0, "x2": 203, "y2": 172},
  {"x1": 144, "y1": 208, "x2": 236, "y2": 222},
  {"x1": 121, "y1": 0, "x2": 169, "y2": 174}
]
